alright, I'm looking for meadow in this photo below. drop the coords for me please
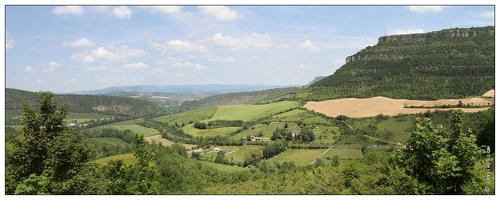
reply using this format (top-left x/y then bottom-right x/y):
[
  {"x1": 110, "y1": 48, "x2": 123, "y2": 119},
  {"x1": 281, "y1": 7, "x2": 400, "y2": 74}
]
[
  {"x1": 154, "y1": 106, "x2": 218, "y2": 126},
  {"x1": 322, "y1": 148, "x2": 363, "y2": 160},
  {"x1": 181, "y1": 124, "x2": 241, "y2": 137},
  {"x1": 90, "y1": 138, "x2": 130, "y2": 147},
  {"x1": 268, "y1": 149, "x2": 327, "y2": 166},
  {"x1": 199, "y1": 161, "x2": 248, "y2": 172},
  {"x1": 92, "y1": 153, "x2": 137, "y2": 166},
  {"x1": 210, "y1": 101, "x2": 298, "y2": 121},
  {"x1": 89, "y1": 120, "x2": 160, "y2": 137}
]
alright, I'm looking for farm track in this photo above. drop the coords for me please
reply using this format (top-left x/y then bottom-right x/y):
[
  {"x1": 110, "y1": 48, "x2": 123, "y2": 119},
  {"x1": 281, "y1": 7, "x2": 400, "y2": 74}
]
[
  {"x1": 310, "y1": 146, "x2": 333, "y2": 165},
  {"x1": 346, "y1": 123, "x2": 405, "y2": 148}
]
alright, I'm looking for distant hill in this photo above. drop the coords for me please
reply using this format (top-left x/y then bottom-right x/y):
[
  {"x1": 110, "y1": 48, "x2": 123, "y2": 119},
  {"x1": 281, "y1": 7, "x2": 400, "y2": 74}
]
[
  {"x1": 68, "y1": 84, "x2": 293, "y2": 95},
  {"x1": 306, "y1": 76, "x2": 327, "y2": 86},
  {"x1": 6, "y1": 88, "x2": 166, "y2": 117},
  {"x1": 173, "y1": 87, "x2": 301, "y2": 112},
  {"x1": 309, "y1": 26, "x2": 495, "y2": 101}
]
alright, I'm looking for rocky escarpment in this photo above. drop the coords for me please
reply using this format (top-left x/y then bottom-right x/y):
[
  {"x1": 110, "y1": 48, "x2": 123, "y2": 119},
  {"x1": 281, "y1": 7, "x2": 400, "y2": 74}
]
[{"x1": 346, "y1": 27, "x2": 494, "y2": 63}]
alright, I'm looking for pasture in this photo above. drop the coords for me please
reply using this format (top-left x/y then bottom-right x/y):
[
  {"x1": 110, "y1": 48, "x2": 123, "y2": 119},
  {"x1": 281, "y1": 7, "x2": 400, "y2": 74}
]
[
  {"x1": 181, "y1": 124, "x2": 241, "y2": 137},
  {"x1": 199, "y1": 161, "x2": 248, "y2": 172},
  {"x1": 224, "y1": 145, "x2": 266, "y2": 163},
  {"x1": 311, "y1": 125, "x2": 340, "y2": 145},
  {"x1": 90, "y1": 138, "x2": 130, "y2": 146},
  {"x1": 269, "y1": 149, "x2": 327, "y2": 166},
  {"x1": 210, "y1": 101, "x2": 298, "y2": 121},
  {"x1": 144, "y1": 135, "x2": 175, "y2": 146},
  {"x1": 230, "y1": 124, "x2": 267, "y2": 139},
  {"x1": 65, "y1": 112, "x2": 112, "y2": 123},
  {"x1": 154, "y1": 106, "x2": 218, "y2": 126},
  {"x1": 92, "y1": 153, "x2": 137, "y2": 166},
  {"x1": 322, "y1": 148, "x2": 363, "y2": 160},
  {"x1": 89, "y1": 120, "x2": 160, "y2": 137}
]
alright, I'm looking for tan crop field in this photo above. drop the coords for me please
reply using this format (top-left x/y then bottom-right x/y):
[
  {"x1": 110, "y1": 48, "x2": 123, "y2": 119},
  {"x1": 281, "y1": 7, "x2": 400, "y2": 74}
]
[{"x1": 304, "y1": 96, "x2": 492, "y2": 118}]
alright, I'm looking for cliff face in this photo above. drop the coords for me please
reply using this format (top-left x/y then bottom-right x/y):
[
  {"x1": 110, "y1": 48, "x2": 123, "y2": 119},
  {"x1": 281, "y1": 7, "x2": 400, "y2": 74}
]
[{"x1": 346, "y1": 27, "x2": 495, "y2": 63}]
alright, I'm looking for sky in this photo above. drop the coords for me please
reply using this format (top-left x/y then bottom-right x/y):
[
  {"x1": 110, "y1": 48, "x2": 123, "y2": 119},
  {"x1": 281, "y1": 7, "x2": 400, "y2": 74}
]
[{"x1": 3, "y1": 3, "x2": 495, "y2": 93}]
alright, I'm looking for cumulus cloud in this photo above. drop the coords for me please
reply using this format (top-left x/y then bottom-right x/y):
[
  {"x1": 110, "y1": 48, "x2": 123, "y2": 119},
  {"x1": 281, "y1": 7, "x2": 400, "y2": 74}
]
[
  {"x1": 37, "y1": 80, "x2": 43, "y2": 83},
  {"x1": 203, "y1": 53, "x2": 236, "y2": 63},
  {"x1": 124, "y1": 62, "x2": 149, "y2": 70},
  {"x1": 84, "y1": 65, "x2": 108, "y2": 71},
  {"x1": 406, "y1": 6, "x2": 446, "y2": 14},
  {"x1": 389, "y1": 28, "x2": 425, "y2": 35},
  {"x1": 92, "y1": 6, "x2": 109, "y2": 12},
  {"x1": 293, "y1": 64, "x2": 317, "y2": 71},
  {"x1": 297, "y1": 40, "x2": 320, "y2": 52},
  {"x1": 71, "y1": 45, "x2": 145, "y2": 63},
  {"x1": 475, "y1": 11, "x2": 494, "y2": 19},
  {"x1": 41, "y1": 61, "x2": 62, "y2": 72},
  {"x1": 148, "y1": 68, "x2": 166, "y2": 75},
  {"x1": 142, "y1": 6, "x2": 191, "y2": 18},
  {"x1": 148, "y1": 40, "x2": 208, "y2": 53},
  {"x1": 174, "y1": 73, "x2": 184, "y2": 77},
  {"x1": 113, "y1": 6, "x2": 132, "y2": 19},
  {"x1": 173, "y1": 62, "x2": 206, "y2": 70},
  {"x1": 198, "y1": 6, "x2": 243, "y2": 22},
  {"x1": 24, "y1": 65, "x2": 34, "y2": 72},
  {"x1": 207, "y1": 33, "x2": 272, "y2": 51},
  {"x1": 6, "y1": 39, "x2": 13, "y2": 49},
  {"x1": 63, "y1": 38, "x2": 95, "y2": 48},
  {"x1": 98, "y1": 77, "x2": 126, "y2": 83},
  {"x1": 51, "y1": 6, "x2": 84, "y2": 16}
]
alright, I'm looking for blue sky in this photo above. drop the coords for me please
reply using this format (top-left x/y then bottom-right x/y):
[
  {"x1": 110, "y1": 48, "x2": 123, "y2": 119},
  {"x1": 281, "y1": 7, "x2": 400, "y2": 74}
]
[{"x1": 3, "y1": 4, "x2": 495, "y2": 93}]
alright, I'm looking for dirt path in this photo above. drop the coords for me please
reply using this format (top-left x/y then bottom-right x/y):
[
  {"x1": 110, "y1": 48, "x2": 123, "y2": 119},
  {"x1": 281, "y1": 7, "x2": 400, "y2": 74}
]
[{"x1": 310, "y1": 146, "x2": 333, "y2": 165}]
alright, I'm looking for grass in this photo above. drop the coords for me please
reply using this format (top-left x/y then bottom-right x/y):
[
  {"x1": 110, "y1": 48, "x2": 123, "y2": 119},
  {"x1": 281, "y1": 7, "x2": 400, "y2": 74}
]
[
  {"x1": 231, "y1": 124, "x2": 267, "y2": 139},
  {"x1": 263, "y1": 122, "x2": 285, "y2": 138},
  {"x1": 269, "y1": 149, "x2": 326, "y2": 166},
  {"x1": 322, "y1": 148, "x2": 363, "y2": 160},
  {"x1": 181, "y1": 124, "x2": 241, "y2": 137},
  {"x1": 198, "y1": 161, "x2": 248, "y2": 172},
  {"x1": 89, "y1": 120, "x2": 160, "y2": 137},
  {"x1": 224, "y1": 145, "x2": 266, "y2": 163},
  {"x1": 311, "y1": 125, "x2": 340, "y2": 145},
  {"x1": 90, "y1": 138, "x2": 130, "y2": 146},
  {"x1": 302, "y1": 116, "x2": 330, "y2": 124},
  {"x1": 92, "y1": 153, "x2": 138, "y2": 166},
  {"x1": 210, "y1": 101, "x2": 298, "y2": 121},
  {"x1": 154, "y1": 106, "x2": 218, "y2": 125},
  {"x1": 211, "y1": 146, "x2": 241, "y2": 151},
  {"x1": 64, "y1": 112, "x2": 112, "y2": 123}
]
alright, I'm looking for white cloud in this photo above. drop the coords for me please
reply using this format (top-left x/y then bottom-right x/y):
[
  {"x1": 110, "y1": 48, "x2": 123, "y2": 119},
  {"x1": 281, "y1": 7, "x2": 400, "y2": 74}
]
[
  {"x1": 406, "y1": 6, "x2": 446, "y2": 14},
  {"x1": 203, "y1": 53, "x2": 235, "y2": 62},
  {"x1": 24, "y1": 65, "x2": 34, "y2": 72},
  {"x1": 174, "y1": 73, "x2": 185, "y2": 77},
  {"x1": 6, "y1": 39, "x2": 13, "y2": 49},
  {"x1": 297, "y1": 40, "x2": 320, "y2": 52},
  {"x1": 475, "y1": 11, "x2": 494, "y2": 19},
  {"x1": 335, "y1": 59, "x2": 345, "y2": 64},
  {"x1": 155, "y1": 56, "x2": 183, "y2": 66},
  {"x1": 37, "y1": 80, "x2": 43, "y2": 83},
  {"x1": 113, "y1": 6, "x2": 132, "y2": 19},
  {"x1": 30, "y1": 46, "x2": 37, "y2": 51},
  {"x1": 71, "y1": 45, "x2": 145, "y2": 63},
  {"x1": 63, "y1": 38, "x2": 95, "y2": 48},
  {"x1": 293, "y1": 64, "x2": 317, "y2": 71},
  {"x1": 98, "y1": 77, "x2": 126, "y2": 83},
  {"x1": 51, "y1": 6, "x2": 84, "y2": 16},
  {"x1": 142, "y1": 6, "x2": 191, "y2": 18},
  {"x1": 390, "y1": 28, "x2": 425, "y2": 35},
  {"x1": 207, "y1": 33, "x2": 272, "y2": 51},
  {"x1": 198, "y1": 6, "x2": 243, "y2": 22},
  {"x1": 41, "y1": 61, "x2": 62, "y2": 72},
  {"x1": 84, "y1": 65, "x2": 107, "y2": 71},
  {"x1": 92, "y1": 6, "x2": 109, "y2": 12},
  {"x1": 68, "y1": 78, "x2": 78, "y2": 83},
  {"x1": 148, "y1": 68, "x2": 166, "y2": 75},
  {"x1": 151, "y1": 40, "x2": 208, "y2": 52},
  {"x1": 173, "y1": 62, "x2": 206, "y2": 70},
  {"x1": 124, "y1": 62, "x2": 149, "y2": 70}
]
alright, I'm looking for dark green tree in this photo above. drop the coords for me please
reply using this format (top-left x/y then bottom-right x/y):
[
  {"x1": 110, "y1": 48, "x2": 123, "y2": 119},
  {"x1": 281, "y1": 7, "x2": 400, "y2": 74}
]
[
  {"x1": 5, "y1": 92, "x2": 99, "y2": 194},
  {"x1": 390, "y1": 110, "x2": 484, "y2": 194}
]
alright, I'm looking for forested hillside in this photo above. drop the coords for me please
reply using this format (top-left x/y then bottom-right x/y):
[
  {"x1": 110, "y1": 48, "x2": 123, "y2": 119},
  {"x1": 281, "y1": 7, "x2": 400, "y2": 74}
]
[
  {"x1": 309, "y1": 26, "x2": 494, "y2": 101},
  {"x1": 174, "y1": 87, "x2": 300, "y2": 112},
  {"x1": 5, "y1": 88, "x2": 166, "y2": 117}
]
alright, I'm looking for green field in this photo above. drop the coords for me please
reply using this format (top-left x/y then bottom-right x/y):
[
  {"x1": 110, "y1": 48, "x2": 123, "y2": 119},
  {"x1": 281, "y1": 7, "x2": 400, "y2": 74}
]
[
  {"x1": 92, "y1": 153, "x2": 138, "y2": 166},
  {"x1": 199, "y1": 161, "x2": 248, "y2": 172},
  {"x1": 269, "y1": 149, "x2": 327, "y2": 166},
  {"x1": 224, "y1": 145, "x2": 266, "y2": 163},
  {"x1": 230, "y1": 124, "x2": 267, "y2": 139},
  {"x1": 89, "y1": 120, "x2": 160, "y2": 137},
  {"x1": 182, "y1": 124, "x2": 241, "y2": 137},
  {"x1": 302, "y1": 116, "x2": 330, "y2": 124},
  {"x1": 322, "y1": 148, "x2": 363, "y2": 160},
  {"x1": 65, "y1": 112, "x2": 112, "y2": 123},
  {"x1": 210, "y1": 101, "x2": 298, "y2": 121},
  {"x1": 154, "y1": 106, "x2": 218, "y2": 125},
  {"x1": 90, "y1": 138, "x2": 130, "y2": 146},
  {"x1": 351, "y1": 115, "x2": 414, "y2": 144},
  {"x1": 311, "y1": 125, "x2": 340, "y2": 145}
]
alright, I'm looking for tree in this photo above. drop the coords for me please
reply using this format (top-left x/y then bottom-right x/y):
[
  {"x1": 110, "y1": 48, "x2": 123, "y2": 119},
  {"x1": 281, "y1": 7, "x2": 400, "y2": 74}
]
[
  {"x1": 214, "y1": 151, "x2": 226, "y2": 164},
  {"x1": 475, "y1": 106, "x2": 495, "y2": 153},
  {"x1": 244, "y1": 149, "x2": 263, "y2": 166},
  {"x1": 6, "y1": 92, "x2": 98, "y2": 194},
  {"x1": 390, "y1": 110, "x2": 484, "y2": 194}
]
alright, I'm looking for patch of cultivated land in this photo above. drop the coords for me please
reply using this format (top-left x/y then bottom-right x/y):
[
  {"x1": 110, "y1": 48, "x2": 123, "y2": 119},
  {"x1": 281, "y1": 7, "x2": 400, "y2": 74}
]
[
  {"x1": 231, "y1": 124, "x2": 267, "y2": 139},
  {"x1": 482, "y1": 89, "x2": 495, "y2": 97},
  {"x1": 269, "y1": 149, "x2": 326, "y2": 166},
  {"x1": 181, "y1": 124, "x2": 241, "y2": 137},
  {"x1": 199, "y1": 161, "x2": 248, "y2": 172},
  {"x1": 92, "y1": 153, "x2": 137, "y2": 166},
  {"x1": 304, "y1": 96, "x2": 492, "y2": 118},
  {"x1": 144, "y1": 135, "x2": 197, "y2": 149},
  {"x1": 224, "y1": 145, "x2": 266, "y2": 163},
  {"x1": 210, "y1": 101, "x2": 298, "y2": 121},
  {"x1": 89, "y1": 120, "x2": 160, "y2": 137},
  {"x1": 154, "y1": 106, "x2": 218, "y2": 125},
  {"x1": 322, "y1": 148, "x2": 363, "y2": 160},
  {"x1": 90, "y1": 138, "x2": 130, "y2": 146}
]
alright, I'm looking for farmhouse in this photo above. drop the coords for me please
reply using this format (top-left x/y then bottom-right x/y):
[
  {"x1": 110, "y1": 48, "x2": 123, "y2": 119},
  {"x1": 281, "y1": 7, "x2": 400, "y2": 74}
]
[
  {"x1": 291, "y1": 130, "x2": 300, "y2": 137},
  {"x1": 254, "y1": 137, "x2": 269, "y2": 142}
]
